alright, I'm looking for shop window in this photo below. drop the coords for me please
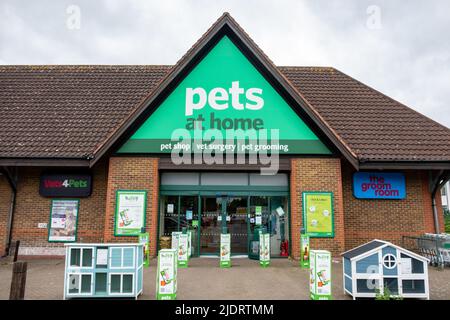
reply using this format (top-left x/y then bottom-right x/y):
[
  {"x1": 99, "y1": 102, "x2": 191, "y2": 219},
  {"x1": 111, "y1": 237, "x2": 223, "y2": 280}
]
[{"x1": 161, "y1": 195, "x2": 178, "y2": 237}]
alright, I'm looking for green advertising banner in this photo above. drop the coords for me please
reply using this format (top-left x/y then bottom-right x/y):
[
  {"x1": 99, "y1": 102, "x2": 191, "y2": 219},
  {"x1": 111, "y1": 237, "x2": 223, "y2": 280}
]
[
  {"x1": 115, "y1": 190, "x2": 147, "y2": 236},
  {"x1": 302, "y1": 192, "x2": 334, "y2": 237},
  {"x1": 171, "y1": 231, "x2": 181, "y2": 250},
  {"x1": 156, "y1": 249, "x2": 177, "y2": 300},
  {"x1": 220, "y1": 233, "x2": 231, "y2": 268},
  {"x1": 187, "y1": 230, "x2": 192, "y2": 258},
  {"x1": 117, "y1": 36, "x2": 330, "y2": 155},
  {"x1": 300, "y1": 234, "x2": 310, "y2": 268},
  {"x1": 259, "y1": 232, "x2": 270, "y2": 267},
  {"x1": 310, "y1": 250, "x2": 332, "y2": 300},
  {"x1": 139, "y1": 232, "x2": 150, "y2": 267},
  {"x1": 177, "y1": 233, "x2": 189, "y2": 268}
]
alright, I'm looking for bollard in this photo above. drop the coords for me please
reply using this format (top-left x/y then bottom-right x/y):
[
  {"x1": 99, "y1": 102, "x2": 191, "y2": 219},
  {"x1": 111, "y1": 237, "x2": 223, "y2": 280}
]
[
  {"x1": 9, "y1": 261, "x2": 27, "y2": 300},
  {"x1": 13, "y1": 241, "x2": 20, "y2": 263}
]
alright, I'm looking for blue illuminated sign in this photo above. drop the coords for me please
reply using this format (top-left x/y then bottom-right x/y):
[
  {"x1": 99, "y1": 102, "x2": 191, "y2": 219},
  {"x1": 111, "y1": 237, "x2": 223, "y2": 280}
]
[{"x1": 353, "y1": 172, "x2": 406, "y2": 199}]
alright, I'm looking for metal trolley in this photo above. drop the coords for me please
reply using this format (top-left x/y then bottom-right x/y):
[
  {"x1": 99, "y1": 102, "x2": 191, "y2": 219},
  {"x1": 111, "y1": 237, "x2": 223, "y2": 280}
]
[{"x1": 402, "y1": 234, "x2": 450, "y2": 268}]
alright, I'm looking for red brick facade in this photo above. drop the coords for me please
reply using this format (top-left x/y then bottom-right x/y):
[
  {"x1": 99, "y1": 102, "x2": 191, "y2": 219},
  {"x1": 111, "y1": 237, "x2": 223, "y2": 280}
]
[
  {"x1": 1, "y1": 163, "x2": 108, "y2": 256},
  {"x1": 103, "y1": 157, "x2": 159, "y2": 256},
  {"x1": 342, "y1": 163, "x2": 445, "y2": 250},
  {"x1": 290, "y1": 158, "x2": 345, "y2": 258},
  {"x1": 0, "y1": 156, "x2": 445, "y2": 259},
  {"x1": 0, "y1": 176, "x2": 12, "y2": 256}
]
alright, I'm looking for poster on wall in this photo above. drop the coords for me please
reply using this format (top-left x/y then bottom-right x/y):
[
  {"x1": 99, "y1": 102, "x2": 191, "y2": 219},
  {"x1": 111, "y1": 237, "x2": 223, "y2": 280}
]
[
  {"x1": 302, "y1": 192, "x2": 334, "y2": 237},
  {"x1": 115, "y1": 190, "x2": 147, "y2": 236},
  {"x1": 48, "y1": 199, "x2": 79, "y2": 242}
]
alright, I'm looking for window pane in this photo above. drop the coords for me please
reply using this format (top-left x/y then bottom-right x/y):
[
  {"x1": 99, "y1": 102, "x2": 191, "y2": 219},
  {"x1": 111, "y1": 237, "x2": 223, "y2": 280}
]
[
  {"x1": 110, "y1": 275, "x2": 121, "y2": 293},
  {"x1": 179, "y1": 196, "x2": 199, "y2": 256},
  {"x1": 70, "y1": 248, "x2": 81, "y2": 267},
  {"x1": 269, "y1": 196, "x2": 289, "y2": 257},
  {"x1": 110, "y1": 248, "x2": 122, "y2": 268},
  {"x1": 161, "y1": 196, "x2": 178, "y2": 237},
  {"x1": 68, "y1": 274, "x2": 80, "y2": 294},
  {"x1": 95, "y1": 273, "x2": 107, "y2": 293},
  {"x1": 80, "y1": 274, "x2": 91, "y2": 293},
  {"x1": 122, "y1": 275, "x2": 133, "y2": 293},
  {"x1": 82, "y1": 249, "x2": 93, "y2": 267},
  {"x1": 123, "y1": 248, "x2": 134, "y2": 267}
]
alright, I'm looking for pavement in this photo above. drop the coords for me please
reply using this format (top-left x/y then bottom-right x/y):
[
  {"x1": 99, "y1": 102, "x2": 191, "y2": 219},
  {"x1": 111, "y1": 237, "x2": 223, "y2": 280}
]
[{"x1": 0, "y1": 257, "x2": 449, "y2": 300}]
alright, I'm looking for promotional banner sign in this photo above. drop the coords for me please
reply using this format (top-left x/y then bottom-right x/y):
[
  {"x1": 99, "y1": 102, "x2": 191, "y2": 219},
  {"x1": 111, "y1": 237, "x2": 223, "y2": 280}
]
[
  {"x1": 310, "y1": 250, "x2": 332, "y2": 300},
  {"x1": 187, "y1": 230, "x2": 193, "y2": 257},
  {"x1": 302, "y1": 192, "x2": 334, "y2": 237},
  {"x1": 40, "y1": 173, "x2": 92, "y2": 197},
  {"x1": 48, "y1": 199, "x2": 79, "y2": 242},
  {"x1": 139, "y1": 233, "x2": 150, "y2": 267},
  {"x1": 300, "y1": 234, "x2": 310, "y2": 268},
  {"x1": 117, "y1": 36, "x2": 330, "y2": 156},
  {"x1": 255, "y1": 206, "x2": 262, "y2": 226},
  {"x1": 353, "y1": 172, "x2": 406, "y2": 199},
  {"x1": 178, "y1": 233, "x2": 189, "y2": 268},
  {"x1": 115, "y1": 190, "x2": 147, "y2": 236},
  {"x1": 156, "y1": 249, "x2": 177, "y2": 300},
  {"x1": 259, "y1": 232, "x2": 270, "y2": 267},
  {"x1": 220, "y1": 233, "x2": 231, "y2": 268},
  {"x1": 171, "y1": 231, "x2": 182, "y2": 250}
]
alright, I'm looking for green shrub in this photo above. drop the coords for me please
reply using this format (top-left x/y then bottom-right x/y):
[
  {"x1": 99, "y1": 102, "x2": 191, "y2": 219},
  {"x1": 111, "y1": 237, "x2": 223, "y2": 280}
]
[{"x1": 375, "y1": 287, "x2": 403, "y2": 300}]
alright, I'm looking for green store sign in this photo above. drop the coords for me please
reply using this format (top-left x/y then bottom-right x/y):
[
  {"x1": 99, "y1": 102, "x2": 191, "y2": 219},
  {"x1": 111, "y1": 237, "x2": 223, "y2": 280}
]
[{"x1": 118, "y1": 36, "x2": 330, "y2": 155}]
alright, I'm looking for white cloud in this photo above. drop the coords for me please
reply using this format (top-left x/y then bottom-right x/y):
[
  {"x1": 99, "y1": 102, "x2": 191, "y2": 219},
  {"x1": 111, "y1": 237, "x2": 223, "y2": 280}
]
[{"x1": 0, "y1": 0, "x2": 449, "y2": 127}]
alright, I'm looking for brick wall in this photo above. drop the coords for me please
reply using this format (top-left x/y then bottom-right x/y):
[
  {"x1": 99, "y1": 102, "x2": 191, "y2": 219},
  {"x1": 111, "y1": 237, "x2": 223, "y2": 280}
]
[
  {"x1": 290, "y1": 158, "x2": 345, "y2": 258},
  {"x1": 0, "y1": 176, "x2": 12, "y2": 256},
  {"x1": 342, "y1": 163, "x2": 445, "y2": 250},
  {"x1": 103, "y1": 157, "x2": 159, "y2": 257},
  {"x1": 8, "y1": 162, "x2": 108, "y2": 256}
]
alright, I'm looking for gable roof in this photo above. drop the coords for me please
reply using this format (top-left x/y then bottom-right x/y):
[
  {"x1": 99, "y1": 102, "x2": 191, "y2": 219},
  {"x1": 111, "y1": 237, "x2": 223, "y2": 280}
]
[
  {"x1": 341, "y1": 239, "x2": 429, "y2": 262},
  {"x1": 0, "y1": 13, "x2": 449, "y2": 168}
]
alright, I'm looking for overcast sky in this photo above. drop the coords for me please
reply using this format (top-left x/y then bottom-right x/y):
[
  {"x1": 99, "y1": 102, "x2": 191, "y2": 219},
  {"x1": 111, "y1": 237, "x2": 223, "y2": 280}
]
[{"x1": 1, "y1": 0, "x2": 449, "y2": 128}]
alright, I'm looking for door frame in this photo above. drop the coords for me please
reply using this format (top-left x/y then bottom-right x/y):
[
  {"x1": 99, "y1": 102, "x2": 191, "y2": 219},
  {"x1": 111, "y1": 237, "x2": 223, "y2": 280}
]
[{"x1": 159, "y1": 187, "x2": 290, "y2": 258}]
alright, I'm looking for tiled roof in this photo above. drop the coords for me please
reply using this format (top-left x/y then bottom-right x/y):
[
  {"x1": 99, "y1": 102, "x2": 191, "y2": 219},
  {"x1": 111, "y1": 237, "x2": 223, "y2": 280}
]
[
  {"x1": 0, "y1": 65, "x2": 449, "y2": 163},
  {"x1": 280, "y1": 66, "x2": 450, "y2": 162},
  {"x1": 0, "y1": 65, "x2": 171, "y2": 158}
]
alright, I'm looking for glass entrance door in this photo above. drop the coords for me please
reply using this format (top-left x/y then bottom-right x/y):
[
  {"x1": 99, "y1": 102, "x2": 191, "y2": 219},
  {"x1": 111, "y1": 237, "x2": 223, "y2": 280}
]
[
  {"x1": 200, "y1": 196, "x2": 248, "y2": 256},
  {"x1": 200, "y1": 197, "x2": 222, "y2": 255},
  {"x1": 225, "y1": 197, "x2": 248, "y2": 255}
]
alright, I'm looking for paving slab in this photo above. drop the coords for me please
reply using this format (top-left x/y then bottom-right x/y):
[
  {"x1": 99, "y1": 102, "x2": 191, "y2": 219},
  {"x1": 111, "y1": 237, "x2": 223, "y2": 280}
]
[{"x1": 0, "y1": 257, "x2": 449, "y2": 300}]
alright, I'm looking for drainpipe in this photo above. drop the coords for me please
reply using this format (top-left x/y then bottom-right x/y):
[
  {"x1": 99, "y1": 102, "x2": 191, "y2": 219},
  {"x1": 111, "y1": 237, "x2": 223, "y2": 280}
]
[
  {"x1": 1, "y1": 167, "x2": 18, "y2": 257},
  {"x1": 430, "y1": 170, "x2": 449, "y2": 234}
]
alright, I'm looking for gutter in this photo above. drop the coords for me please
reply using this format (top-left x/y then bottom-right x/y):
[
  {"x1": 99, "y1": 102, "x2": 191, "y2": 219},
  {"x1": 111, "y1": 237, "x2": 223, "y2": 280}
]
[
  {"x1": 430, "y1": 170, "x2": 450, "y2": 234},
  {"x1": 1, "y1": 167, "x2": 18, "y2": 257}
]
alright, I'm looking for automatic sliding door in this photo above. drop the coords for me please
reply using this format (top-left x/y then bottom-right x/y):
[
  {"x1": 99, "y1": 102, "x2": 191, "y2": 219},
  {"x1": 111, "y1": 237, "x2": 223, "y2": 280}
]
[
  {"x1": 225, "y1": 197, "x2": 248, "y2": 255},
  {"x1": 200, "y1": 197, "x2": 222, "y2": 255}
]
